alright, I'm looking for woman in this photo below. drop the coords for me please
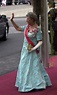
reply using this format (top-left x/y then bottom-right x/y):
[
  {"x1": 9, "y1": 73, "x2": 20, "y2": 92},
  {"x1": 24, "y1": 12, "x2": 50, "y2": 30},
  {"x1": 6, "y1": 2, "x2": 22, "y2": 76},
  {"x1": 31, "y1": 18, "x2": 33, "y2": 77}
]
[{"x1": 10, "y1": 12, "x2": 52, "y2": 92}]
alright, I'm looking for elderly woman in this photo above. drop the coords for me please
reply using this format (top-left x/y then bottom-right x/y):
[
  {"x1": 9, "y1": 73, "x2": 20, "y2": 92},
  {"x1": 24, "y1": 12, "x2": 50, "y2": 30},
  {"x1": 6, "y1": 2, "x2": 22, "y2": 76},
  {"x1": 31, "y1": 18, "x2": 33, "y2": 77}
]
[{"x1": 10, "y1": 12, "x2": 52, "y2": 92}]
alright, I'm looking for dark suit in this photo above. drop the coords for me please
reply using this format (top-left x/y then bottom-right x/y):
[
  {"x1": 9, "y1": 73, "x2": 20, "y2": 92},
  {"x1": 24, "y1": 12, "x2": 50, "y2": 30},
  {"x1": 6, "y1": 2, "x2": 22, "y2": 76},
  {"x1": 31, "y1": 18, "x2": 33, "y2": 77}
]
[{"x1": 48, "y1": 8, "x2": 57, "y2": 53}]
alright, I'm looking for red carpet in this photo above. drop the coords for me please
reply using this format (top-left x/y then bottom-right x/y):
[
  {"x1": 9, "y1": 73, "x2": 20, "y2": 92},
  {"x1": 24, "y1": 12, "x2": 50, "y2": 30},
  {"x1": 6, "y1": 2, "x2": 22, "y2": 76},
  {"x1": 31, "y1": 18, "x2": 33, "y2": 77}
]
[{"x1": 0, "y1": 56, "x2": 57, "y2": 95}]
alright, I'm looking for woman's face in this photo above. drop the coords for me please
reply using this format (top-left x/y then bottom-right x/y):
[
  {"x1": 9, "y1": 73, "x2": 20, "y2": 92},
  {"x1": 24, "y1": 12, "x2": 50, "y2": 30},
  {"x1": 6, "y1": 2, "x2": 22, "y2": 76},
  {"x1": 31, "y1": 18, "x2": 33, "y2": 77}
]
[{"x1": 26, "y1": 16, "x2": 34, "y2": 25}]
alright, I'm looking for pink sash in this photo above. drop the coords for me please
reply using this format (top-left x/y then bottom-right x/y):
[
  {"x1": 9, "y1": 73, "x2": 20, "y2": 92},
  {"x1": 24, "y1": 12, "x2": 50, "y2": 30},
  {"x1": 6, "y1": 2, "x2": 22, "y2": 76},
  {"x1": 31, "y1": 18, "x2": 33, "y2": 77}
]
[{"x1": 24, "y1": 25, "x2": 39, "y2": 54}]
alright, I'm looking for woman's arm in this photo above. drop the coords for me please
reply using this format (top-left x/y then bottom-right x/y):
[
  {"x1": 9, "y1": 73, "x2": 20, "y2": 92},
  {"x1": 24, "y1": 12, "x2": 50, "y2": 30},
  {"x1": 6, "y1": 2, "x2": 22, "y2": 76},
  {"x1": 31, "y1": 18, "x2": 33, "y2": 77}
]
[
  {"x1": 10, "y1": 13, "x2": 22, "y2": 31},
  {"x1": 32, "y1": 41, "x2": 42, "y2": 50},
  {"x1": 11, "y1": 19, "x2": 22, "y2": 31},
  {"x1": 29, "y1": 41, "x2": 43, "y2": 52}
]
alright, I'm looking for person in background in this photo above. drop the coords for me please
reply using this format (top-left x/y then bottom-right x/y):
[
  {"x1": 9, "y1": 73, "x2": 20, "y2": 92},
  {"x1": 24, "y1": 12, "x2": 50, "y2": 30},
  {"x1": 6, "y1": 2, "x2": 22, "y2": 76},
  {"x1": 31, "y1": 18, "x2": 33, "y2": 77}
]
[
  {"x1": 10, "y1": 12, "x2": 52, "y2": 92},
  {"x1": 48, "y1": 1, "x2": 55, "y2": 54},
  {"x1": 48, "y1": 1, "x2": 57, "y2": 54},
  {"x1": 2, "y1": 0, "x2": 6, "y2": 6}
]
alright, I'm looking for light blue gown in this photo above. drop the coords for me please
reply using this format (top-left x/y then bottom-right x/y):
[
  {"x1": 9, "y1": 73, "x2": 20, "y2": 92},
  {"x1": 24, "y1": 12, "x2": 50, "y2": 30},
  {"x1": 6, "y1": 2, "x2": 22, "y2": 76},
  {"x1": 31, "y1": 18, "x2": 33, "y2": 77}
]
[{"x1": 15, "y1": 25, "x2": 52, "y2": 92}]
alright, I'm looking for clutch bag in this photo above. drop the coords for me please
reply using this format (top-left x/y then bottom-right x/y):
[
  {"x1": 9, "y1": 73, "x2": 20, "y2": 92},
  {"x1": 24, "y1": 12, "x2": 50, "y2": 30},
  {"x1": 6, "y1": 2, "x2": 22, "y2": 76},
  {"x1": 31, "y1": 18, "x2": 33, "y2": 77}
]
[{"x1": 27, "y1": 44, "x2": 33, "y2": 51}]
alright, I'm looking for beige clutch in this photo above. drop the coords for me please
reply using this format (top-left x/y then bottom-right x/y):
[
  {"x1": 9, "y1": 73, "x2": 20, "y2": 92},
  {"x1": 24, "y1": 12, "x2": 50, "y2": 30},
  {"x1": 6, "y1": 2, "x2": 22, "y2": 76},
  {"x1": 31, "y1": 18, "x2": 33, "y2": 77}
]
[{"x1": 27, "y1": 44, "x2": 33, "y2": 51}]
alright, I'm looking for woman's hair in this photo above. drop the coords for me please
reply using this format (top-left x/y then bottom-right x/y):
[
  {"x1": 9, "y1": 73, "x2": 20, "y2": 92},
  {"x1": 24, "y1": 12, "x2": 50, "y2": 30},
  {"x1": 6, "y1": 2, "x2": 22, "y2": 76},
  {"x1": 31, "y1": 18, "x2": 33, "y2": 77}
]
[{"x1": 26, "y1": 12, "x2": 38, "y2": 22}]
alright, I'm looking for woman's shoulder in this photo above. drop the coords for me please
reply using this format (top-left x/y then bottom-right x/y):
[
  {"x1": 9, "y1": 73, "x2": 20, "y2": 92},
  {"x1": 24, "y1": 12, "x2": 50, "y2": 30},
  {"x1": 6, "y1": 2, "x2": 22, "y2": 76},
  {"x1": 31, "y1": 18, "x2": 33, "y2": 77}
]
[
  {"x1": 21, "y1": 25, "x2": 27, "y2": 31},
  {"x1": 37, "y1": 25, "x2": 41, "y2": 29},
  {"x1": 37, "y1": 26, "x2": 42, "y2": 33}
]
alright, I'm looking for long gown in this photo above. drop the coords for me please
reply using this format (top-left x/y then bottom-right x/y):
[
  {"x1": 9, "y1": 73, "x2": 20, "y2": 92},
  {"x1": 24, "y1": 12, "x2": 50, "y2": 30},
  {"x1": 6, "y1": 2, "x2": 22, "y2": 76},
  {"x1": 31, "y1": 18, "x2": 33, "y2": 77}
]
[{"x1": 15, "y1": 25, "x2": 52, "y2": 92}]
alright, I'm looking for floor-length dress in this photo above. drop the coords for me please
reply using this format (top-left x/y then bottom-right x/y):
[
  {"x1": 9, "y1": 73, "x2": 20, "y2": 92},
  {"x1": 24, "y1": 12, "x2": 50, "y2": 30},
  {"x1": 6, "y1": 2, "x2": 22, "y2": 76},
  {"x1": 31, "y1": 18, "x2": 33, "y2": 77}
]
[{"x1": 15, "y1": 25, "x2": 52, "y2": 92}]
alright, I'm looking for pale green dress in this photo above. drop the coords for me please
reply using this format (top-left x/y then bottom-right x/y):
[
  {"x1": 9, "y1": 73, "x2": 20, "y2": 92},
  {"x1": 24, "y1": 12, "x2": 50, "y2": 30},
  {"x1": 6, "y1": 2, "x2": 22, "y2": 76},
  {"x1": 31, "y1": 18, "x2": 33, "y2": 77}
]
[{"x1": 15, "y1": 25, "x2": 52, "y2": 92}]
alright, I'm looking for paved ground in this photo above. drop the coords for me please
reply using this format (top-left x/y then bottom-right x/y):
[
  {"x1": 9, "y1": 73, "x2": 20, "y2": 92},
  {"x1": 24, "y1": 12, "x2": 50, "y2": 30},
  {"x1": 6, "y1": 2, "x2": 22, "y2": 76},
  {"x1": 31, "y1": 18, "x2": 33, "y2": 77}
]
[{"x1": 0, "y1": 5, "x2": 33, "y2": 17}]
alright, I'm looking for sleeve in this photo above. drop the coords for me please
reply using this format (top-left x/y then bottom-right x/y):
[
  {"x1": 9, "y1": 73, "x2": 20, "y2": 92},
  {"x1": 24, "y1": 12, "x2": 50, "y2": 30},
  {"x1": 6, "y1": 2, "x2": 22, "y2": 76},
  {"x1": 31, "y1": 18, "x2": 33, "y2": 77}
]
[
  {"x1": 21, "y1": 25, "x2": 27, "y2": 31},
  {"x1": 36, "y1": 27, "x2": 42, "y2": 41}
]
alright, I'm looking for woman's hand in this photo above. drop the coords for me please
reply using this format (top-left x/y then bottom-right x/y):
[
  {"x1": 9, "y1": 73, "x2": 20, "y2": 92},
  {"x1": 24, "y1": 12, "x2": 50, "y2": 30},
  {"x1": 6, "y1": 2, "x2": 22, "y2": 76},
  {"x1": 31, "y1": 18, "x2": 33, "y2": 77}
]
[
  {"x1": 28, "y1": 47, "x2": 34, "y2": 52},
  {"x1": 28, "y1": 41, "x2": 43, "y2": 52},
  {"x1": 10, "y1": 13, "x2": 14, "y2": 21}
]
